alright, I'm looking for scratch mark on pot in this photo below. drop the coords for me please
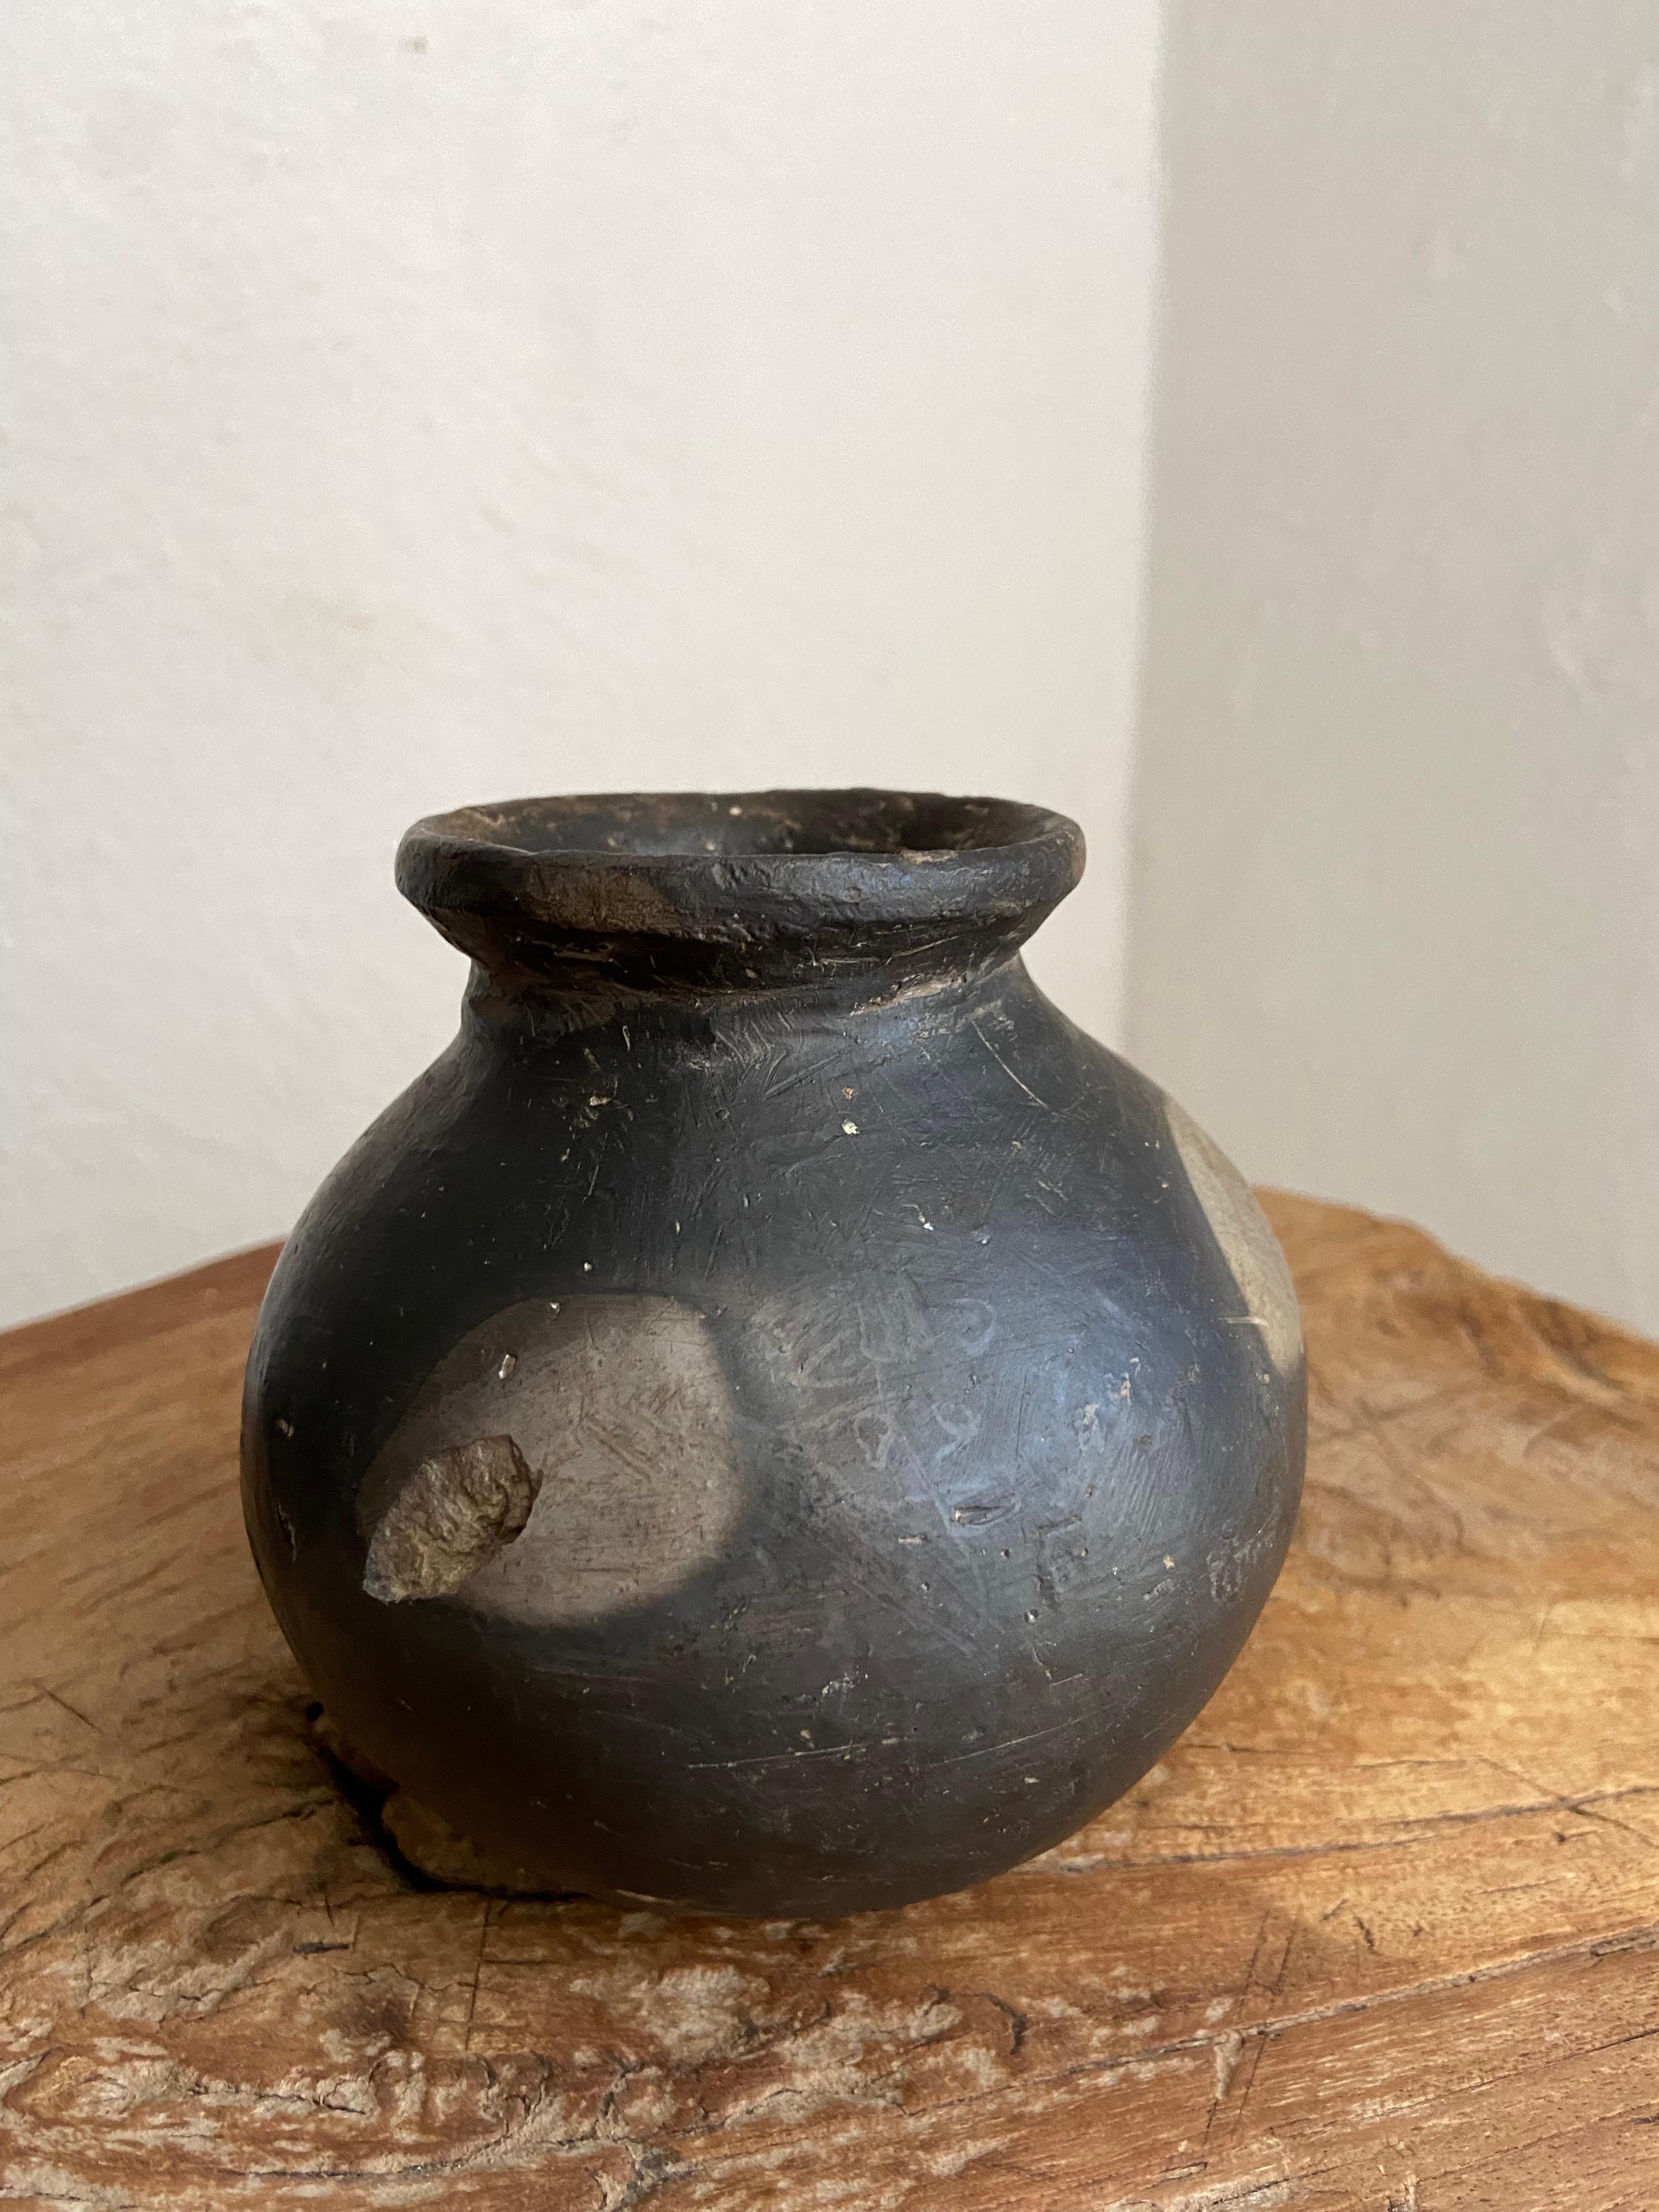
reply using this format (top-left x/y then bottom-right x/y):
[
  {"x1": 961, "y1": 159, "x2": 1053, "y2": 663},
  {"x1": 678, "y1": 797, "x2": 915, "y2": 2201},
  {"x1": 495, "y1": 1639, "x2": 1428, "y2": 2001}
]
[
  {"x1": 969, "y1": 1016, "x2": 1052, "y2": 1110},
  {"x1": 921, "y1": 1716, "x2": 1095, "y2": 1770},
  {"x1": 274, "y1": 1496, "x2": 298, "y2": 1561},
  {"x1": 687, "y1": 1739, "x2": 881, "y2": 1771}
]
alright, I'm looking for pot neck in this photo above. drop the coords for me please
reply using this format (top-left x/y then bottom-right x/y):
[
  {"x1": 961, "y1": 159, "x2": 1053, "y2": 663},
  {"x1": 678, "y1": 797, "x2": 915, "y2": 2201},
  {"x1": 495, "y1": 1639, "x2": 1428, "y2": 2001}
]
[{"x1": 397, "y1": 788, "x2": 1084, "y2": 1011}]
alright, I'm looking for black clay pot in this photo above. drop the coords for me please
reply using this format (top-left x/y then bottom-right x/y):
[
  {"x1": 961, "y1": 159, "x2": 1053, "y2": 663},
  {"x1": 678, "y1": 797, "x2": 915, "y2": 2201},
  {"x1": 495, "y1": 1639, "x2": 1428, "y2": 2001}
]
[{"x1": 242, "y1": 789, "x2": 1304, "y2": 1917}]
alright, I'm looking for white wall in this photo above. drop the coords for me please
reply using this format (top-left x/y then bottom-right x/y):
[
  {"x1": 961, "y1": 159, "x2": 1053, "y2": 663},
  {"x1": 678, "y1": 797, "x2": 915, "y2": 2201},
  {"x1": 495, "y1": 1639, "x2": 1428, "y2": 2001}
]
[
  {"x1": 1130, "y1": 0, "x2": 1659, "y2": 1335},
  {"x1": 1, "y1": 1, "x2": 1160, "y2": 1326}
]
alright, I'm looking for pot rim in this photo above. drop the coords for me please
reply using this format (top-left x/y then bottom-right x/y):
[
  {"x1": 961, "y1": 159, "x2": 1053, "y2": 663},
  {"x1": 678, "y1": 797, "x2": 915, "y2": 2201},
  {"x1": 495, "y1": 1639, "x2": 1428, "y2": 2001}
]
[{"x1": 397, "y1": 788, "x2": 1084, "y2": 947}]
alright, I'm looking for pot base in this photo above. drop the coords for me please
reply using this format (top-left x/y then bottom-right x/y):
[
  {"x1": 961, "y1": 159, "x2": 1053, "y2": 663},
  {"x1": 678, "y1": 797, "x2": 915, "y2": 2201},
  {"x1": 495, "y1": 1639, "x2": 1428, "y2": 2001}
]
[{"x1": 309, "y1": 1707, "x2": 576, "y2": 1897}]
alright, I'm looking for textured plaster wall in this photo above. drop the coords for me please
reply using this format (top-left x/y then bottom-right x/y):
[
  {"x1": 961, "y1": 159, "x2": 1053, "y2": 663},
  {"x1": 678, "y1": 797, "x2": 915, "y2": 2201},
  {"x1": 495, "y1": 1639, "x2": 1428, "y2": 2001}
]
[
  {"x1": 1130, "y1": 0, "x2": 1659, "y2": 1335},
  {"x1": 1, "y1": 1, "x2": 1160, "y2": 1326}
]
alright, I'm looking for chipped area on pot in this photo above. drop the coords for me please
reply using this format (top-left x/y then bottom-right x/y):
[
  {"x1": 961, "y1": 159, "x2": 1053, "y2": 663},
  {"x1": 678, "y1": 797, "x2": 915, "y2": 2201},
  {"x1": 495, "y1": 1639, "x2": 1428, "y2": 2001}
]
[
  {"x1": 357, "y1": 1294, "x2": 742, "y2": 1625},
  {"x1": 363, "y1": 1435, "x2": 540, "y2": 1602}
]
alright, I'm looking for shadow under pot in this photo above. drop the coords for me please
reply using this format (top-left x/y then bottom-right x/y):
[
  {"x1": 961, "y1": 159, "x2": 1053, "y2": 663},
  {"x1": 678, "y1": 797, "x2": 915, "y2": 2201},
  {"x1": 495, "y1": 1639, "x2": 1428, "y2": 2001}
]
[{"x1": 241, "y1": 786, "x2": 1305, "y2": 1917}]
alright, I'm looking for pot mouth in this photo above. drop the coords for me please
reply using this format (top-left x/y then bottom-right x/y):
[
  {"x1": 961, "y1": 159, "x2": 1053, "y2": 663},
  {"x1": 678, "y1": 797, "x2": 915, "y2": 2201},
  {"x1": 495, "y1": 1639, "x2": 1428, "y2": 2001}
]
[{"x1": 397, "y1": 788, "x2": 1085, "y2": 993}]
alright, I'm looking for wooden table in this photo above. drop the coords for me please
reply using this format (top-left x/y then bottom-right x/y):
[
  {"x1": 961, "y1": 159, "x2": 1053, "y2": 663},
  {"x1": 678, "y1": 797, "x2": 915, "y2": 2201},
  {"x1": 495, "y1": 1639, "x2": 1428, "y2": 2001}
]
[{"x1": 3, "y1": 1195, "x2": 1656, "y2": 2209}]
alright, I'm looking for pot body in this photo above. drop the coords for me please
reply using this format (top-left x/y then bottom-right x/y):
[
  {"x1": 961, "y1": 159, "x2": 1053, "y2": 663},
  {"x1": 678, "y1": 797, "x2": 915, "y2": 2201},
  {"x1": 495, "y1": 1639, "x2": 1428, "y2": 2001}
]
[{"x1": 242, "y1": 791, "x2": 1304, "y2": 1916}]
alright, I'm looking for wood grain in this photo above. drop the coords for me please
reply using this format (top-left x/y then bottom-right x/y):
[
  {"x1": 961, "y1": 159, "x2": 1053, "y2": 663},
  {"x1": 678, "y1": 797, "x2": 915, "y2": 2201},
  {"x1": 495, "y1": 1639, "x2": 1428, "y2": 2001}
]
[{"x1": 2, "y1": 1198, "x2": 1656, "y2": 2209}]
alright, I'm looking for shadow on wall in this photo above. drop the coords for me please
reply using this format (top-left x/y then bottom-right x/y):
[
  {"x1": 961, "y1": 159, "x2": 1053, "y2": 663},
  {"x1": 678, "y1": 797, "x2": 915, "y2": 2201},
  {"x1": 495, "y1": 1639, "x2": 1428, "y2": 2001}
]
[{"x1": 1126, "y1": 0, "x2": 1659, "y2": 1336}]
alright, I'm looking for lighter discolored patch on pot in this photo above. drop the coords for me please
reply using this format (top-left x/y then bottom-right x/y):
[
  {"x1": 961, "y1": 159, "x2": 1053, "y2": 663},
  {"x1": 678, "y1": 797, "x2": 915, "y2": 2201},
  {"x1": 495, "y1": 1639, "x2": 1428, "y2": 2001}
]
[
  {"x1": 1164, "y1": 1097, "x2": 1302, "y2": 1379},
  {"x1": 357, "y1": 1295, "x2": 742, "y2": 1624}
]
